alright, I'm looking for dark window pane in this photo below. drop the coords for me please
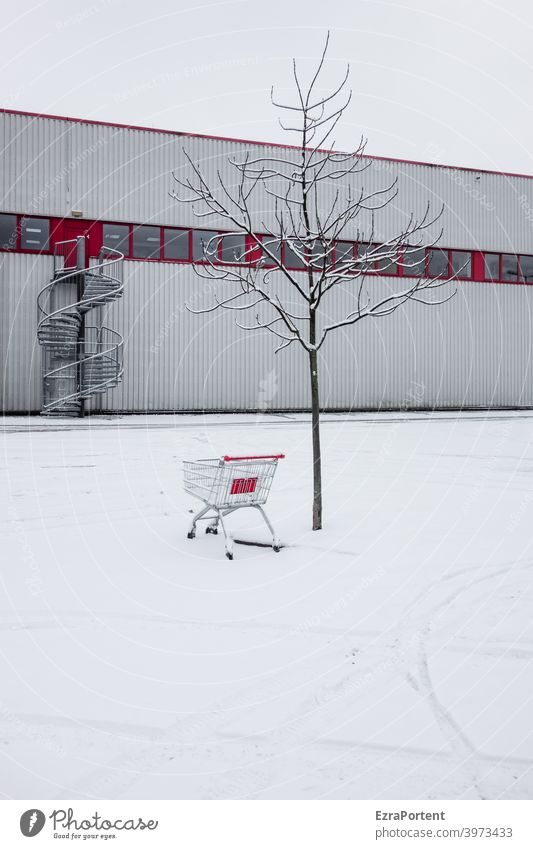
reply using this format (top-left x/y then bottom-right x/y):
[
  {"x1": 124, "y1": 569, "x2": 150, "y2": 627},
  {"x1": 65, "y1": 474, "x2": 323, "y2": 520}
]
[
  {"x1": 284, "y1": 240, "x2": 306, "y2": 268},
  {"x1": 192, "y1": 229, "x2": 219, "y2": 261},
  {"x1": 451, "y1": 250, "x2": 471, "y2": 278},
  {"x1": 356, "y1": 242, "x2": 375, "y2": 271},
  {"x1": 21, "y1": 217, "x2": 49, "y2": 251},
  {"x1": 520, "y1": 255, "x2": 533, "y2": 283},
  {"x1": 375, "y1": 245, "x2": 398, "y2": 275},
  {"x1": 428, "y1": 248, "x2": 448, "y2": 278},
  {"x1": 258, "y1": 235, "x2": 282, "y2": 267},
  {"x1": 335, "y1": 240, "x2": 354, "y2": 265},
  {"x1": 404, "y1": 246, "x2": 426, "y2": 276},
  {"x1": 220, "y1": 233, "x2": 246, "y2": 264},
  {"x1": 484, "y1": 253, "x2": 500, "y2": 281},
  {"x1": 501, "y1": 254, "x2": 518, "y2": 282},
  {"x1": 309, "y1": 239, "x2": 329, "y2": 270},
  {"x1": 133, "y1": 225, "x2": 160, "y2": 259},
  {"x1": 164, "y1": 228, "x2": 189, "y2": 260},
  {"x1": 103, "y1": 223, "x2": 129, "y2": 255},
  {"x1": 0, "y1": 213, "x2": 17, "y2": 250}
]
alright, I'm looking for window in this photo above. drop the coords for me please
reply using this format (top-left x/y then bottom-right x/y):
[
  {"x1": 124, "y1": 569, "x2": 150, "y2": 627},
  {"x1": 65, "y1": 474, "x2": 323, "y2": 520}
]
[
  {"x1": 257, "y1": 235, "x2": 282, "y2": 267},
  {"x1": 520, "y1": 255, "x2": 533, "y2": 283},
  {"x1": 103, "y1": 223, "x2": 130, "y2": 255},
  {"x1": 133, "y1": 225, "x2": 160, "y2": 259},
  {"x1": 220, "y1": 233, "x2": 246, "y2": 264},
  {"x1": 309, "y1": 240, "x2": 329, "y2": 270},
  {"x1": 428, "y1": 248, "x2": 449, "y2": 278},
  {"x1": 375, "y1": 245, "x2": 399, "y2": 275},
  {"x1": 284, "y1": 240, "x2": 306, "y2": 268},
  {"x1": 484, "y1": 253, "x2": 500, "y2": 281},
  {"x1": 501, "y1": 254, "x2": 519, "y2": 282},
  {"x1": 404, "y1": 247, "x2": 426, "y2": 276},
  {"x1": 356, "y1": 242, "x2": 375, "y2": 271},
  {"x1": 335, "y1": 240, "x2": 354, "y2": 266},
  {"x1": 21, "y1": 217, "x2": 49, "y2": 251},
  {"x1": 0, "y1": 213, "x2": 17, "y2": 250},
  {"x1": 192, "y1": 229, "x2": 219, "y2": 262},
  {"x1": 451, "y1": 250, "x2": 472, "y2": 279},
  {"x1": 163, "y1": 228, "x2": 189, "y2": 261}
]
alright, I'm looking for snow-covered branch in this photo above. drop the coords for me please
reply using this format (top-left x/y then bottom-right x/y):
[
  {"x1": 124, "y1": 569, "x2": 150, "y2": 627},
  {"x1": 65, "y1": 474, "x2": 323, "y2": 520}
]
[{"x1": 171, "y1": 33, "x2": 451, "y2": 360}]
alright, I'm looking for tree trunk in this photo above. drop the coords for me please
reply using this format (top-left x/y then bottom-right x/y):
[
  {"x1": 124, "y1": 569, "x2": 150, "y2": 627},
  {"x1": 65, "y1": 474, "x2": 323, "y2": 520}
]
[{"x1": 308, "y1": 344, "x2": 322, "y2": 531}]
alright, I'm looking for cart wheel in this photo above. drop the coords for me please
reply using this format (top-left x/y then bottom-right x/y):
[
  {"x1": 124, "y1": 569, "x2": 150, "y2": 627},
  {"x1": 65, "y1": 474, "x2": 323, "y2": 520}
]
[
  {"x1": 273, "y1": 545, "x2": 281, "y2": 553},
  {"x1": 225, "y1": 552, "x2": 234, "y2": 561},
  {"x1": 187, "y1": 530, "x2": 195, "y2": 539},
  {"x1": 206, "y1": 526, "x2": 218, "y2": 535}
]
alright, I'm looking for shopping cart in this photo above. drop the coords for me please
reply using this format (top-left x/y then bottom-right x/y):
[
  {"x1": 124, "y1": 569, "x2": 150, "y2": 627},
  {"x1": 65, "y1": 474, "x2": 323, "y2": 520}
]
[{"x1": 183, "y1": 454, "x2": 284, "y2": 559}]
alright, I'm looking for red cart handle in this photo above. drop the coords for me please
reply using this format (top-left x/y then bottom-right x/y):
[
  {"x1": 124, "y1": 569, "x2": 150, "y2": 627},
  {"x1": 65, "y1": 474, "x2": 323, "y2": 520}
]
[{"x1": 223, "y1": 454, "x2": 285, "y2": 461}]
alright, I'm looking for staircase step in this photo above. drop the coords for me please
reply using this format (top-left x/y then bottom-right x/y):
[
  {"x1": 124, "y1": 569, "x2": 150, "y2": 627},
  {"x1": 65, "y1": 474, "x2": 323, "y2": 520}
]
[
  {"x1": 39, "y1": 253, "x2": 123, "y2": 413},
  {"x1": 82, "y1": 285, "x2": 118, "y2": 290},
  {"x1": 41, "y1": 317, "x2": 80, "y2": 328}
]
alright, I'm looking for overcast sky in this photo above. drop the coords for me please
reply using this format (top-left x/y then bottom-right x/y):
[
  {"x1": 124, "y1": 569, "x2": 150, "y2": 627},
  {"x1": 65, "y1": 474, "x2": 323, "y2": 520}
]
[{"x1": 2, "y1": 0, "x2": 533, "y2": 174}]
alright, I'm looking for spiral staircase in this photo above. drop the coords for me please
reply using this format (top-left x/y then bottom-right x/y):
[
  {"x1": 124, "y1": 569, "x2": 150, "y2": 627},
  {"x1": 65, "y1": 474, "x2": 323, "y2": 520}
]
[{"x1": 37, "y1": 237, "x2": 125, "y2": 415}]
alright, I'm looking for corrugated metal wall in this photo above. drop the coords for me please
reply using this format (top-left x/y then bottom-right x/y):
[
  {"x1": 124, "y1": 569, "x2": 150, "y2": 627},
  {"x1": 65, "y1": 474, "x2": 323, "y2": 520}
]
[
  {"x1": 0, "y1": 253, "x2": 51, "y2": 412},
  {"x1": 94, "y1": 261, "x2": 309, "y2": 412},
  {"x1": 3, "y1": 253, "x2": 532, "y2": 413},
  {"x1": 3, "y1": 111, "x2": 533, "y2": 251},
  {"x1": 2, "y1": 111, "x2": 533, "y2": 412}
]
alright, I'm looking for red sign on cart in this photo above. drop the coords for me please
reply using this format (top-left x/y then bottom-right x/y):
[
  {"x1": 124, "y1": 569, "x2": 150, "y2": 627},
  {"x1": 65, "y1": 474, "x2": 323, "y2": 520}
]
[{"x1": 230, "y1": 477, "x2": 258, "y2": 495}]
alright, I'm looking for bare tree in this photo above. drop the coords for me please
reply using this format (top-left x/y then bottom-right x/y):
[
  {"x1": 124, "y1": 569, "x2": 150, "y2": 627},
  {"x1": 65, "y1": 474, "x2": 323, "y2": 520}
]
[{"x1": 172, "y1": 34, "x2": 453, "y2": 531}]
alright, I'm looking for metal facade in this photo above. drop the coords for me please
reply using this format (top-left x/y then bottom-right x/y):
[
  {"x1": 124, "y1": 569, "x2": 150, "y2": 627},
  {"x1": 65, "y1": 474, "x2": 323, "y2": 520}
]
[{"x1": 2, "y1": 110, "x2": 533, "y2": 412}]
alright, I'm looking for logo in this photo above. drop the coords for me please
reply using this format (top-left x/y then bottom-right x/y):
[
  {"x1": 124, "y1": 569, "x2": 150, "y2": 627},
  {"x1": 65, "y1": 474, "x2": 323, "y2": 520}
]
[
  {"x1": 19, "y1": 806, "x2": 159, "y2": 838},
  {"x1": 20, "y1": 809, "x2": 46, "y2": 837}
]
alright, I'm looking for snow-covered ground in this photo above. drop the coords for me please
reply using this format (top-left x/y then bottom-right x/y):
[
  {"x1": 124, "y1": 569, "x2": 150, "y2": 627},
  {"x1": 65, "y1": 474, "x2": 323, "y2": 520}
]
[{"x1": 2, "y1": 411, "x2": 533, "y2": 800}]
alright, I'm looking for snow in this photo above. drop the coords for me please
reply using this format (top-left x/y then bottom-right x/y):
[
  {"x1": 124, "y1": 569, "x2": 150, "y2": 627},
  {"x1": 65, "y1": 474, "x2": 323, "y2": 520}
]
[{"x1": 2, "y1": 411, "x2": 533, "y2": 800}]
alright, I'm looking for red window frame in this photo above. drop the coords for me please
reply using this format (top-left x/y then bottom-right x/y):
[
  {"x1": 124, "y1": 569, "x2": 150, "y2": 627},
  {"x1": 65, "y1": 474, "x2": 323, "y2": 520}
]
[
  {"x1": 18, "y1": 214, "x2": 53, "y2": 254},
  {"x1": 0, "y1": 212, "x2": 20, "y2": 251},
  {"x1": 450, "y1": 249, "x2": 473, "y2": 281},
  {"x1": 162, "y1": 226, "x2": 191, "y2": 262},
  {"x1": 374, "y1": 245, "x2": 400, "y2": 276},
  {"x1": 255, "y1": 233, "x2": 282, "y2": 268},
  {"x1": 218, "y1": 231, "x2": 250, "y2": 266},
  {"x1": 519, "y1": 255, "x2": 533, "y2": 284},
  {"x1": 400, "y1": 245, "x2": 427, "y2": 278},
  {"x1": 3, "y1": 209, "x2": 533, "y2": 287},
  {"x1": 131, "y1": 223, "x2": 161, "y2": 260},
  {"x1": 282, "y1": 239, "x2": 307, "y2": 271},
  {"x1": 500, "y1": 253, "x2": 520, "y2": 284},
  {"x1": 427, "y1": 247, "x2": 450, "y2": 279},
  {"x1": 190, "y1": 228, "x2": 221, "y2": 264},
  {"x1": 333, "y1": 239, "x2": 356, "y2": 268},
  {"x1": 356, "y1": 241, "x2": 375, "y2": 271},
  {"x1": 482, "y1": 252, "x2": 502, "y2": 282},
  {"x1": 101, "y1": 220, "x2": 131, "y2": 258}
]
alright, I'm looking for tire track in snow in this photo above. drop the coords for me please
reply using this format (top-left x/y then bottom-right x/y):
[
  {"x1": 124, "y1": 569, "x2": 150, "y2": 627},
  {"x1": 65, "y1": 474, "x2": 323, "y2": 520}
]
[
  {"x1": 395, "y1": 561, "x2": 533, "y2": 800},
  {"x1": 69, "y1": 561, "x2": 533, "y2": 799},
  {"x1": 197, "y1": 562, "x2": 533, "y2": 799}
]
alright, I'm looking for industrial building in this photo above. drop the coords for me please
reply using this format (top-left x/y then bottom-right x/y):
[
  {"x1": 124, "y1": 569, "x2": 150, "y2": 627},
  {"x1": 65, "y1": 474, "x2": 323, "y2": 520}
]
[{"x1": 1, "y1": 107, "x2": 533, "y2": 414}]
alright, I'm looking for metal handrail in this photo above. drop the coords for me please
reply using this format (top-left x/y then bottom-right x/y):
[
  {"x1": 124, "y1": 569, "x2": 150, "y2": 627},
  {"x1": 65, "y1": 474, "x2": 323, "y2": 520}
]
[
  {"x1": 37, "y1": 244, "x2": 124, "y2": 333},
  {"x1": 53, "y1": 238, "x2": 79, "y2": 274},
  {"x1": 41, "y1": 327, "x2": 124, "y2": 411},
  {"x1": 40, "y1": 327, "x2": 123, "y2": 377},
  {"x1": 37, "y1": 240, "x2": 125, "y2": 413}
]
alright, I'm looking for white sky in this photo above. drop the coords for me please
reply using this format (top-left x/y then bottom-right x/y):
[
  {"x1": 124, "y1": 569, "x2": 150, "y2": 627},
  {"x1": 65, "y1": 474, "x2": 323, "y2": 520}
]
[{"x1": 2, "y1": 0, "x2": 533, "y2": 174}]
